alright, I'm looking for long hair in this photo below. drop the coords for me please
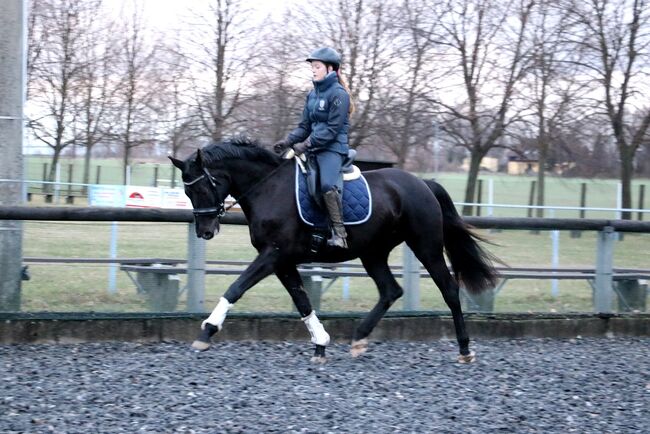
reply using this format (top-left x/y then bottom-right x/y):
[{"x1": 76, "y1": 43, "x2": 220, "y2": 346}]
[{"x1": 335, "y1": 69, "x2": 355, "y2": 115}]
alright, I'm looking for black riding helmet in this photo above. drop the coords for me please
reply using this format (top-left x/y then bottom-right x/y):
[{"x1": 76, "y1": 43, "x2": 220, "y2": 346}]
[{"x1": 306, "y1": 47, "x2": 341, "y2": 70}]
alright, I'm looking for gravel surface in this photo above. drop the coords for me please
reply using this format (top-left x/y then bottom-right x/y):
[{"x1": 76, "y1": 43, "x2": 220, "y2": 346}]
[{"x1": 1, "y1": 337, "x2": 648, "y2": 433}]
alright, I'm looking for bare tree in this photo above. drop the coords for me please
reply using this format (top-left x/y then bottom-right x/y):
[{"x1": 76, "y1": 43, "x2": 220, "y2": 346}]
[
  {"x1": 525, "y1": 0, "x2": 592, "y2": 216},
  {"x1": 27, "y1": 0, "x2": 102, "y2": 187},
  {"x1": 111, "y1": 5, "x2": 160, "y2": 183},
  {"x1": 183, "y1": 0, "x2": 256, "y2": 142},
  {"x1": 155, "y1": 41, "x2": 202, "y2": 186},
  {"x1": 374, "y1": 0, "x2": 440, "y2": 167},
  {"x1": 75, "y1": 10, "x2": 120, "y2": 189},
  {"x1": 224, "y1": 10, "x2": 307, "y2": 144},
  {"x1": 427, "y1": 0, "x2": 535, "y2": 215},
  {"x1": 567, "y1": 0, "x2": 650, "y2": 218}
]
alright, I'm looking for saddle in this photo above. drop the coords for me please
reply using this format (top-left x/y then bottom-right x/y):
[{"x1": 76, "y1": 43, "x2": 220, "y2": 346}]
[
  {"x1": 299, "y1": 149, "x2": 360, "y2": 204},
  {"x1": 294, "y1": 150, "x2": 372, "y2": 230}
]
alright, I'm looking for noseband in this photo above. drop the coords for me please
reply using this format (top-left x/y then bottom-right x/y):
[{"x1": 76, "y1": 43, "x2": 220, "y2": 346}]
[{"x1": 184, "y1": 167, "x2": 225, "y2": 218}]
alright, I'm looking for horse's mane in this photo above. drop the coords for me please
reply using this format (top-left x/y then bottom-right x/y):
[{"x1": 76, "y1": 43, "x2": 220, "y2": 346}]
[{"x1": 202, "y1": 136, "x2": 281, "y2": 167}]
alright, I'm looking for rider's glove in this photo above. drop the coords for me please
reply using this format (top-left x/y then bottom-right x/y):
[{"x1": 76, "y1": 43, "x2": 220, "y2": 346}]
[
  {"x1": 292, "y1": 141, "x2": 310, "y2": 156},
  {"x1": 273, "y1": 139, "x2": 290, "y2": 154}
]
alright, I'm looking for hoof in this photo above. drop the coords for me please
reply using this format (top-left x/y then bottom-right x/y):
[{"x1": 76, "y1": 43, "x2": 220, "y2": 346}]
[
  {"x1": 350, "y1": 338, "x2": 368, "y2": 358},
  {"x1": 310, "y1": 356, "x2": 327, "y2": 364},
  {"x1": 457, "y1": 350, "x2": 476, "y2": 364},
  {"x1": 191, "y1": 340, "x2": 211, "y2": 352}
]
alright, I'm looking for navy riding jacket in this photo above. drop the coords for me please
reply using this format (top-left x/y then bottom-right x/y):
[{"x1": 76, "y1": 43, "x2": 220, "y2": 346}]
[{"x1": 286, "y1": 72, "x2": 350, "y2": 155}]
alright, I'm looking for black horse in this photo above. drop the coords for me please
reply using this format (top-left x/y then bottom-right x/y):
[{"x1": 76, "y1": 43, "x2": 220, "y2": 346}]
[{"x1": 170, "y1": 137, "x2": 497, "y2": 363}]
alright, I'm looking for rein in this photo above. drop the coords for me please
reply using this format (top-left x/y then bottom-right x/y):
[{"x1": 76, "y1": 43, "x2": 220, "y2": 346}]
[{"x1": 185, "y1": 159, "x2": 292, "y2": 218}]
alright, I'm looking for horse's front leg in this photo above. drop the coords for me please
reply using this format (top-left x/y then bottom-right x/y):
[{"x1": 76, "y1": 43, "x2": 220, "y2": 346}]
[
  {"x1": 191, "y1": 248, "x2": 278, "y2": 352},
  {"x1": 275, "y1": 264, "x2": 330, "y2": 363}
]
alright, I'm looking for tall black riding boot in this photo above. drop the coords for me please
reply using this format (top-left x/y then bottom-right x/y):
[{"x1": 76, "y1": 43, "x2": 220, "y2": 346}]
[{"x1": 323, "y1": 189, "x2": 348, "y2": 249}]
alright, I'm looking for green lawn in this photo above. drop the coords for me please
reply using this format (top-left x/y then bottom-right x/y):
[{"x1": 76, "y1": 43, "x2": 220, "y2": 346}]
[
  {"x1": 25, "y1": 155, "x2": 649, "y2": 219},
  {"x1": 20, "y1": 221, "x2": 649, "y2": 314}
]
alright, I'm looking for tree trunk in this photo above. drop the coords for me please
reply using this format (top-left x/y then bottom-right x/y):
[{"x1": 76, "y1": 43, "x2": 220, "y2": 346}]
[
  {"x1": 620, "y1": 146, "x2": 634, "y2": 220},
  {"x1": 123, "y1": 144, "x2": 130, "y2": 185},
  {"x1": 536, "y1": 140, "x2": 547, "y2": 218},
  {"x1": 46, "y1": 148, "x2": 62, "y2": 193},
  {"x1": 462, "y1": 150, "x2": 483, "y2": 216}
]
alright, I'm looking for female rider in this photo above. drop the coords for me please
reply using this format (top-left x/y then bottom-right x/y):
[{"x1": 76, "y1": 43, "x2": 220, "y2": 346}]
[{"x1": 274, "y1": 47, "x2": 354, "y2": 249}]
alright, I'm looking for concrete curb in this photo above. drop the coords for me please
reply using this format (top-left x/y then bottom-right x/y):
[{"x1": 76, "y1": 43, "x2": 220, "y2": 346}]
[{"x1": 1, "y1": 312, "x2": 648, "y2": 344}]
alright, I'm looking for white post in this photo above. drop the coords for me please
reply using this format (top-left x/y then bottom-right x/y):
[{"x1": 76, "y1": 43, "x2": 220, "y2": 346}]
[
  {"x1": 487, "y1": 178, "x2": 494, "y2": 217},
  {"x1": 341, "y1": 266, "x2": 350, "y2": 301},
  {"x1": 186, "y1": 222, "x2": 206, "y2": 312},
  {"x1": 402, "y1": 244, "x2": 420, "y2": 310},
  {"x1": 0, "y1": 0, "x2": 26, "y2": 311},
  {"x1": 432, "y1": 121, "x2": 440, "y2": 174},
  {"x1": 594, "y1": 226, "x2": 616, "y2": 313},
  {"x1": 550, "y1": 208, "x2": 560, "y2": 298},
  {"x1": 107, "y1": 221, "x2": 118, "y2": 294},
  {"x1": 616, "y1": 182, "x2": 622, "y2": 220},
  {"x1": 54, "y1": 162, "x2": 61, "y2": 204}
]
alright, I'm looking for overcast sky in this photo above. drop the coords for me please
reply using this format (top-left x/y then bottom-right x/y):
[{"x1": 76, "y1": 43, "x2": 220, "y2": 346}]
[{"x1": 106, "y1": 0, "x2": 302, "y2": 31}]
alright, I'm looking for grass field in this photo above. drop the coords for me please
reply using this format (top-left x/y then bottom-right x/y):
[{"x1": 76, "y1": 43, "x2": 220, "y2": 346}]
[
  {"x1": 24, "y1": 155, "x2": 650, "y2": 219},
  {"x1": 19, "y1": 220, "x2": 649, "y2": 314}
]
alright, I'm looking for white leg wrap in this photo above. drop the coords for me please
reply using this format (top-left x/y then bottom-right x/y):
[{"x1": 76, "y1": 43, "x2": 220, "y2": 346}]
[
  {"x1": 202, "y1": 297, "x2": 233, "y2": 330},
  {"x1": 302, "y1": 311, "x2": 330, "y2": 346}
]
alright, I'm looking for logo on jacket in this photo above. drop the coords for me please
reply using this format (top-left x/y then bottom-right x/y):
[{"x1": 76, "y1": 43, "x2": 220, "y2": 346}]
[{"x1": 319, "y1": 99, "x2": 325, "y2": 110}]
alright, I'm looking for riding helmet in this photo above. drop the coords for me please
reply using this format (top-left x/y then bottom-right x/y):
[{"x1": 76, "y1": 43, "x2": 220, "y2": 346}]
[{"x1": 306, "y1": 47, "x2": 341, "y2": 70}]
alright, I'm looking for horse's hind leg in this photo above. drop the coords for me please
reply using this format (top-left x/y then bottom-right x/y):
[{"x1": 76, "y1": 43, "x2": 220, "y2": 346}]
[
  {"x1": 409, "y1": 242, "x2": 474, "y2": 363},
  {"x1": 276, "y1": 264, "x2": 330, "y2": 363},
  {"x1": 352, "y1": 252, "x2": 404, "y2": 357}
]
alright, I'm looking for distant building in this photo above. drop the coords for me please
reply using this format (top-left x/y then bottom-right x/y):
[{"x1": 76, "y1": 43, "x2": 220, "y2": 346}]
[
  {"x1": 507, "y1": 157, "x2": 539, "y2": 175},
  {"x1": 460, "y1": 156, "x2": 499, "y2": 172}
]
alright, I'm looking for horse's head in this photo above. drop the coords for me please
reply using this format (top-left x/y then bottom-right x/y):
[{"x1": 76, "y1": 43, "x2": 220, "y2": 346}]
[{"x1": 169, "y1": 148, "x2": 231, "y2": 240}]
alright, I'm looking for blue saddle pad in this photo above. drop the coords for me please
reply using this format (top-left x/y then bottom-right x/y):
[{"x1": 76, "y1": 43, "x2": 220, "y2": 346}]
[{"x1": 295, "y1": 161, "x2": 372, "y2": 227}]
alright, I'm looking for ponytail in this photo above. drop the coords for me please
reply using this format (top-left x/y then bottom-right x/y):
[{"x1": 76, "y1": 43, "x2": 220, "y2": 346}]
[{"x1": 336, "y1": 70, "x2": 356, "y2": 115}]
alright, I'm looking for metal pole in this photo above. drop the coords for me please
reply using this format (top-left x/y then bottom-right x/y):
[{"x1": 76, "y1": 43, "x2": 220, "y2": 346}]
[
  {"x1": 432, "y1": 121, "x2": 440, "y2": 174},
  {"x1": 487, "y1": 178, "x2": 494, "y2": 217},
  {"x1": 107, "y1": 222, "x2": 118, "y2": 294},
  {"x1": 342, "y1": 266, "x2": 350, "y2": 301},
  {"x1": 550, "y1": 210, "x2": 559, "y2": 297},
  {"x1": 0, "y1": 0, "x2": 26, "y2": 311},
  {"x1": 616, "y1": 183, "x2": 622, "y2": 220},
  {"x1": 186, "y1": 222, "x2": 206, "y2": 312},
  {"x1": 54, "y1": 163, "x2": 61, "y2": 204},
  {"x1": 402, "y1": 244, "x2": 420, "y2": 310},
  {"x1": 594, "y1": 226, "x2": 616, "y2": 313}
]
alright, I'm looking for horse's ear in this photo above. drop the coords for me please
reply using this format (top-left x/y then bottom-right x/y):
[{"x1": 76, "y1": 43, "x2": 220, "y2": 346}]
[
  {"x1": 196, "y1": 148, "x2": 205, "y2": 168},
  {"x1": 168, "y1": 155, "x2": 184, "y2": 170}
]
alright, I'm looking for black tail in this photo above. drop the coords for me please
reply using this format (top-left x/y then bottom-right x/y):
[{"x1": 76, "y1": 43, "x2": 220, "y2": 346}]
[{"x1": 424, "y1": 179, "x2": 498, "y2": 294}]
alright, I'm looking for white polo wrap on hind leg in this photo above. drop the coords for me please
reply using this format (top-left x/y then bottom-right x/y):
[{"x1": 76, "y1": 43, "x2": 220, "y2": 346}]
[
  {"x1": 202, "y1": 297, "x2": 233, "y2": 330},
  {"x1": 302, "y1": 311, "x2": 330, "y2": 346}
]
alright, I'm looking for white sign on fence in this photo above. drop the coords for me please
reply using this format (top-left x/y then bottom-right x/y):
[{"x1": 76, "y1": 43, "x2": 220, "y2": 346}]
[
  {"x1": 161, "y1": 188, "x2": 193, "y2": 209},
  {"x1": 88, "y1": 185, "x2": 126, "y2": 207},
  {"x1": 125, "y1": 186, "x2": 163, "y2": 208},
  {"x1": 87, "y1": 185, "x2": 207, "y2": 210}
]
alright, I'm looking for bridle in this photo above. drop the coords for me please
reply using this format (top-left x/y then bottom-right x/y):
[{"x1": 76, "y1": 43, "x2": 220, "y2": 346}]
[
  {"x1": 183, "y1": 167, "x2": 226, "y2": 218},
  {"x1": 184, "y1": 159, "x2": 292, "y2": 219}
]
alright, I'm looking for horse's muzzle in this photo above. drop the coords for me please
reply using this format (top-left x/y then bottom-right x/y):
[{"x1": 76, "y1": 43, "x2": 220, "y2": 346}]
[{"x1": 200, "y1": 231, "x2": 215, "y2": 240}]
